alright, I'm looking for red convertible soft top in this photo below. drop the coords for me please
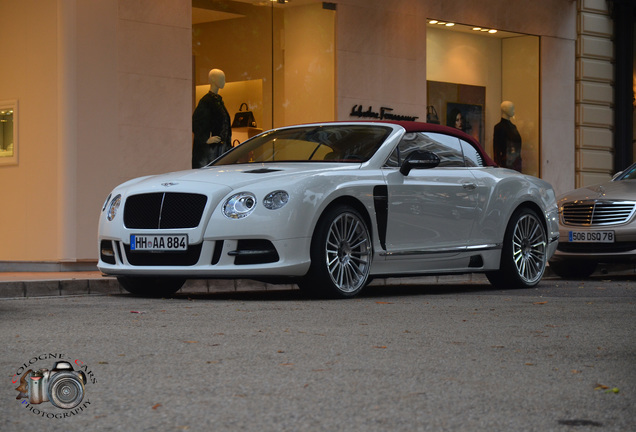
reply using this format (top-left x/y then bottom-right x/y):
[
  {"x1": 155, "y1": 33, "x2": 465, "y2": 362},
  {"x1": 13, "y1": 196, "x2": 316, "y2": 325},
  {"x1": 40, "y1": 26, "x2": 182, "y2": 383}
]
[{"x1": 379, "y1": 120, "x2": 497, "y2": 167}]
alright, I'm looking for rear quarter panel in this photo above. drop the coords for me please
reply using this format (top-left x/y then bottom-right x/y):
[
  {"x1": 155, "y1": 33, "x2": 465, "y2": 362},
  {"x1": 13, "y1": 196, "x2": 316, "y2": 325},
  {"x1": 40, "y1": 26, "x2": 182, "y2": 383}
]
[{"x1": 469, "y1": 168, "x2": 559, "y2": 250}]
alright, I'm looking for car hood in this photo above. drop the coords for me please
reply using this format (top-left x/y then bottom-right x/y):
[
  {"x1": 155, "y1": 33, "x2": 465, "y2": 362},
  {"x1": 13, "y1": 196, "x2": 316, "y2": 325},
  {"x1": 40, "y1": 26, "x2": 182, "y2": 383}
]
[
  {"x1": 558, "y1": 180, "x2": 636, "y2": 202},
  {"x1": 118, "y1": 163, "x2": 355, "y2": 192}
]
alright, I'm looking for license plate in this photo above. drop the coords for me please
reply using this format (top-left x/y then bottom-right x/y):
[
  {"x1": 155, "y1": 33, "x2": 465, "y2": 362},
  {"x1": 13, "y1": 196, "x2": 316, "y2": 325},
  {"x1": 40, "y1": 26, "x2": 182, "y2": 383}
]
[
  {"x1": 130, "y1": 234, "x2": 188, "y2": 251},
  {"x1": 568, "y1": 231, "x2": 615, "y2": 243}
]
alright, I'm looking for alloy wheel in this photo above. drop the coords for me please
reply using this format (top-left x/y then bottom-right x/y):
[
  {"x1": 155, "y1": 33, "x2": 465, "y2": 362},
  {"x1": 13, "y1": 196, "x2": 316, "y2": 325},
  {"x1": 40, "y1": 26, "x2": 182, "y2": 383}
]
[
  {"x1": 512, "y1": 213, "x2": 547, "y2": 284},
  {"x1": 325, "y1": 212, "x2": 371, "y2": 294}
]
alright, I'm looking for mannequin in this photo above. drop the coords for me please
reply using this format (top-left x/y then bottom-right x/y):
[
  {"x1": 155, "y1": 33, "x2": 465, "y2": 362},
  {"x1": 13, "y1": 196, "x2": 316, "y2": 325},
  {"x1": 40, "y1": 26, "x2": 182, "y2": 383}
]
[
  {"x1": 192, "y1": 69, "x2": 232, "y2": 168},
  {"x1": 493, "y1": 101, "x2": 522, "y2": 171}
]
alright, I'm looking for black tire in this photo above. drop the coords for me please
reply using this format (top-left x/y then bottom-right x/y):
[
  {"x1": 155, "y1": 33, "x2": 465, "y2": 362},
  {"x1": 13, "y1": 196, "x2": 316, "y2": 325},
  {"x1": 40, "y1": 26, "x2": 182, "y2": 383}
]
[
  {"x1": 117, "y1": 276, "x2": 185, "y2": 297},
  {"x1": 548, "y1": 260, "x2": 597, "y2": 279},
  {"x1": 299, "y1": 205, "x2": 372, "y2": 298},
  {"x1": 487, "y1": 207, "x2": 547, "y2": 289}
]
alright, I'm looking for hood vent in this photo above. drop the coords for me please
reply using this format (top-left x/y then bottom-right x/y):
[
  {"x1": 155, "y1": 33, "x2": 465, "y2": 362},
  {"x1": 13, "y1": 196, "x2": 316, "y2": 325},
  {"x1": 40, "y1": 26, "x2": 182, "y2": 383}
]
[{"x1": 244, "y1": 168, "x2": 282, "y2": 174}]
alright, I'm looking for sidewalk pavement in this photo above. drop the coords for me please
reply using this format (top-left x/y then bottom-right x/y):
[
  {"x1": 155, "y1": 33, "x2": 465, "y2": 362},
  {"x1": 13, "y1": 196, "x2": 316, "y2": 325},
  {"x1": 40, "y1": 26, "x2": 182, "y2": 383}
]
[{"x1": 0, "y1": 270, "x2": 493, "y2": 299}]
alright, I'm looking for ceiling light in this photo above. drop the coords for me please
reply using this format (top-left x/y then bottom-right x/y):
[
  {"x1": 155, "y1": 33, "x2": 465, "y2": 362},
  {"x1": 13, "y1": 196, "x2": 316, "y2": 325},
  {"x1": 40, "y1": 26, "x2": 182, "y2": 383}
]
[
  {"x1": 429, "y1": 20, "x2": 438, "y2": 24},
  {"x1": 488, "y1": 29, "x2": 497, "y2": 33},
  {"x1": 472, "y1": 27, "x2": 482, "y2": 31},
  {"x1": 445, "y1": 23, "x2": 455, "y2": 27}
]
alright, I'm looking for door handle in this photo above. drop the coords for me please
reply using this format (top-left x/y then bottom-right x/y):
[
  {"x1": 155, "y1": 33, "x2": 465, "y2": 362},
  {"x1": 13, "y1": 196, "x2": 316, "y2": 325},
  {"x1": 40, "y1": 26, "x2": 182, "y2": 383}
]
[{"x1": 462, "y1": 182, "x2": 477, "y2": 191}]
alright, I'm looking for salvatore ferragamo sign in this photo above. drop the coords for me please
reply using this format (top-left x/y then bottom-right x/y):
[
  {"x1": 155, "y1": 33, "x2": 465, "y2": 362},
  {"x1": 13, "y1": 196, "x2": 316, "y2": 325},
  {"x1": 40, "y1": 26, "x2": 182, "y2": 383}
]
[{"x1": 349, "y1": 105, "x2": 419, "y2": 121}]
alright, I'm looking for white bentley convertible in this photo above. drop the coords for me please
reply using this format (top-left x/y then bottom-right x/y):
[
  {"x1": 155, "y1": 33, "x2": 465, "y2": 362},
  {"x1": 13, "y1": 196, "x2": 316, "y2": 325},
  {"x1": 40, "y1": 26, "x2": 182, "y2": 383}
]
[{"x1": 98, "y1": 121, "x2": 559, "y2": 298}]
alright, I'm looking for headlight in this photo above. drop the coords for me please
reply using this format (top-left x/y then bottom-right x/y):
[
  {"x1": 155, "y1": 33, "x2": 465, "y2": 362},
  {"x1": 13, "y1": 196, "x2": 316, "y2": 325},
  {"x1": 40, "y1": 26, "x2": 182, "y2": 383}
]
[
  {"x1": 102, "y1": 193, "x2": 112, "y2": 212},
  {"x1": 223, "y1": 192, "x2": 257, "y2": 219},
  {"x1": 107, "y1": 194, "x2": 121, "y2": 221},
  {"x1": 263, "y1": 190, "x2": 289, "y2": 210}
]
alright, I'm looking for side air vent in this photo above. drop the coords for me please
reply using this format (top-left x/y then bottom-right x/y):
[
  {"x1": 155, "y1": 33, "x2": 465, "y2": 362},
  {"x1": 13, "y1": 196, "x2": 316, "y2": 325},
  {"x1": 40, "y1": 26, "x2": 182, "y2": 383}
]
[{"x1": 468, "y1": 255, "x2": 483, "y2": 268}]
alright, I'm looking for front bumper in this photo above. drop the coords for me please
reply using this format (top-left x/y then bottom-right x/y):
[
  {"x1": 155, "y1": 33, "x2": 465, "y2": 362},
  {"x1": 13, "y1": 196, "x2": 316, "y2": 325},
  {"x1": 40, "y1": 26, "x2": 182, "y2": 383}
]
[
  {"x1": 551, "y1": 226, "x2": 636, "y2": 263},
  {"x1": 97, "y1": 236, "x2": 312, "y2": 278}
]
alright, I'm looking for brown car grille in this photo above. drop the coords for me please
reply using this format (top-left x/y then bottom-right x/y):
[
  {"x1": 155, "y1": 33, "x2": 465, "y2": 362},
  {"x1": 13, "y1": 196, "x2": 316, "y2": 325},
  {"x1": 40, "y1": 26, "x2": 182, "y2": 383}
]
[
  {"x1": 562, "y1": 201, "x2": 636, "y2": 226},
  {"x1": 124, "y1": 193, "x2": 207, "y2": 229}
]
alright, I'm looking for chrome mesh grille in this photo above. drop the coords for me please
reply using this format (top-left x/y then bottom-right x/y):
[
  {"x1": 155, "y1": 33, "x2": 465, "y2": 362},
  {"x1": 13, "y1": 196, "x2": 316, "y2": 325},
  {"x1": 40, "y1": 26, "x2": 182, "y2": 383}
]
[{"x1": 562, "y1": 201, "x2": 636, "y2": 226}]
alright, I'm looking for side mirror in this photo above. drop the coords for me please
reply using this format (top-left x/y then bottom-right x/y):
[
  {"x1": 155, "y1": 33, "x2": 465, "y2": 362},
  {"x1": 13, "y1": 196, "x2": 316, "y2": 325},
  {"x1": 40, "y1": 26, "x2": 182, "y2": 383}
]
[{"x1": 399, "y1": 150, "x2": 440, "y2": 175}]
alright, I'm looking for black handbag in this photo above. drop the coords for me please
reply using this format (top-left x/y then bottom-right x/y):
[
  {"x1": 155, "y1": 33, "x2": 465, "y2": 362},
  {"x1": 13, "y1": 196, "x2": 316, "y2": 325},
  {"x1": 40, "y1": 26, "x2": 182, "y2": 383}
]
[
  {"x1": 231, "y1": 103, "x2": 256, "y2": 128},
  {"x1": 426, "y1": 106, "x2": 440, "y2": 124}
]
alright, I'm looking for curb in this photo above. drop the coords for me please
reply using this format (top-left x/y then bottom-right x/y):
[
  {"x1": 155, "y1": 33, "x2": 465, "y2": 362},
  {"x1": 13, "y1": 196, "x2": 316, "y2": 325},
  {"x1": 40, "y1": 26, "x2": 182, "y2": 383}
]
[{"x1": 0, "y1": 273, "x2": 491, "y2": 298}]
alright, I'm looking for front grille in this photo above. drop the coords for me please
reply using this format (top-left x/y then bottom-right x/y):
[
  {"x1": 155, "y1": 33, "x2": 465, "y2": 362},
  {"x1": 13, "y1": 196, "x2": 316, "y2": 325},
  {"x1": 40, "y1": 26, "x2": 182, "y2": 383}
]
[
  {"x1": 124, "y1": 193, "x2": 207, "y2": 229},
  {"x1": 562, "y1": 201, "x2": 636, "y2": 226}
]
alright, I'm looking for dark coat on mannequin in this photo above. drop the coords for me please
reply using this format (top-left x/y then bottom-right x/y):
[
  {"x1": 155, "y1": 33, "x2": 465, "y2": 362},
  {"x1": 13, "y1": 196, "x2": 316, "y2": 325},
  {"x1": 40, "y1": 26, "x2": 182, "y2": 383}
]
[
  {"x1": 493, "y1": 118, "x2": 522, "y2": 172},
  {"x1": 192, "y1": 92, "x2": 232, "y2": 168}
]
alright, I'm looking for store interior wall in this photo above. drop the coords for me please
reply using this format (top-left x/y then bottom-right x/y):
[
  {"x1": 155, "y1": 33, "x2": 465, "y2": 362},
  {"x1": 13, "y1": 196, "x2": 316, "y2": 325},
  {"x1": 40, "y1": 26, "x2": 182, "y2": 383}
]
[
  {"x1": 502, "y1": 36, "x2": 540, "y2": 177},
  {"x1": 426, "y1": 27, "x2": 503, "y2": 157}
]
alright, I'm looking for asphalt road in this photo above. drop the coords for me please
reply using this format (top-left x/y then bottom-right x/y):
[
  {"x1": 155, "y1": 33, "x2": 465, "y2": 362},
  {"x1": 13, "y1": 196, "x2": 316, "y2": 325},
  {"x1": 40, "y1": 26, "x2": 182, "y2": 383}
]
[{"x1": 1, "y1": 277, "x2": 634, "y2": 431}]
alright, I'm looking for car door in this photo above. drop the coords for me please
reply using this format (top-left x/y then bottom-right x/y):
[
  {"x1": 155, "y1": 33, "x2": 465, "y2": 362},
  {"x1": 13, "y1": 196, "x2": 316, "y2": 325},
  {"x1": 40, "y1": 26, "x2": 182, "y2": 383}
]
[{"x1": 382, "y1": 132, "x2": 480, "y2": 257}]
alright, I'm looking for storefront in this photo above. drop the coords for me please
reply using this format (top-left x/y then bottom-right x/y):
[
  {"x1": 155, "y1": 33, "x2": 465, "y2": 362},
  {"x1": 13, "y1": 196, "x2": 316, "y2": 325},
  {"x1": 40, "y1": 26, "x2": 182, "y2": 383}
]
[
  {"x1": 193, "y1": 1, "x2": 551, "y2": 178},
  {"x1": 1, "y1": 0, "x2": 632, "y2": 267}
]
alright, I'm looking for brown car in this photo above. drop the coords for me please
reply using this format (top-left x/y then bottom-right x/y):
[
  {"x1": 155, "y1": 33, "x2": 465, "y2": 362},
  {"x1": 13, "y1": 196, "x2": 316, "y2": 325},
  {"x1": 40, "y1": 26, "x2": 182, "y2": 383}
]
[{"x1": 549, "y1": 161, "x2": 636, "y2": 278}]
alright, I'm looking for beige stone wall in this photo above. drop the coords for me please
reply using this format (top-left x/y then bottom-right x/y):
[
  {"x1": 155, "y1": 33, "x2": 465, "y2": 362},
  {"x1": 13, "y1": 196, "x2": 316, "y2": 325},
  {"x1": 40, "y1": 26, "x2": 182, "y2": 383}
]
[
  {"x1": 576, "y1": 0, "x2": 615, "y2": 186},
  {"x1": 0, "y1": 0, "x2": 192, "y2": 263},
  {"x1": 0, "y1": 0, "x2": 60, "y2": 261}
]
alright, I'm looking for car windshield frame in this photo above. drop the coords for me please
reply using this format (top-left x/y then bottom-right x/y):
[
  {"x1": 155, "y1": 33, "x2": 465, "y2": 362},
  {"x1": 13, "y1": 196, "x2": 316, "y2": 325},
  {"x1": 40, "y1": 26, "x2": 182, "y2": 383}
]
[
  {"x1": 614, "y1": 162, "x2": 636, "y2": 181},
  {"x1": 212, "y1": 125, "x2": 393, "y2": 166}
]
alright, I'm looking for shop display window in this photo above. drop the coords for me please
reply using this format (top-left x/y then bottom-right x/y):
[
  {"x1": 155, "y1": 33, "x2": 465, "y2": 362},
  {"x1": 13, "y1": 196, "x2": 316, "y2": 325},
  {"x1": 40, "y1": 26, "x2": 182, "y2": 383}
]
[
  {"x1": 192, "y1": 0, "x2": 335, "y2": 144},
  {"x1": 0, "y1": 100, "x2": 17, "y2": 166},
  {"x1": 426, "y1": 21, "x2": 540, "y2": 177}
]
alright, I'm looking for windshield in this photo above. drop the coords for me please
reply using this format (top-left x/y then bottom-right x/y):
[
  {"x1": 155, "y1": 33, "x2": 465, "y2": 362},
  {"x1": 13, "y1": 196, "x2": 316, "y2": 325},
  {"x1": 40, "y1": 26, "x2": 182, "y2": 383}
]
[
  {"x1": 213, "y1": 125, "x2": 392, "y2": 165},
  {"x1": 614, "y1": 162, "x2": 636, "y2": 180}
]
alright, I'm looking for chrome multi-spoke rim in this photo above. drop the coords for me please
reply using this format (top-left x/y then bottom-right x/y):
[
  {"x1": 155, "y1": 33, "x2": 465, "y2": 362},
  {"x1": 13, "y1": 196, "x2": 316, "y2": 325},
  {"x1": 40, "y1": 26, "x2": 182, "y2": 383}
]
[
  {"x1": 325, "y1": 212, "x2": 371, "y2": 293},
  {"x1": 512, "y1": 214, "x2": 546, "y2": 284}
]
